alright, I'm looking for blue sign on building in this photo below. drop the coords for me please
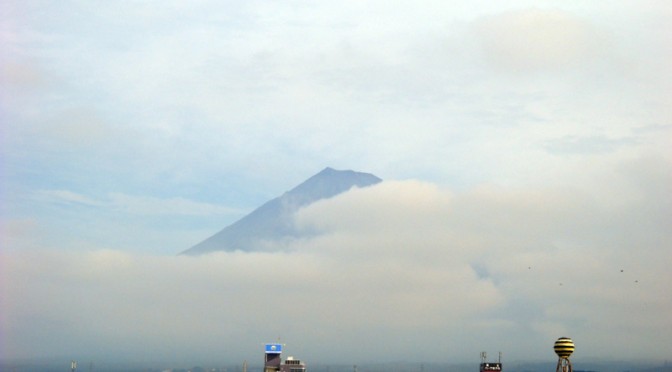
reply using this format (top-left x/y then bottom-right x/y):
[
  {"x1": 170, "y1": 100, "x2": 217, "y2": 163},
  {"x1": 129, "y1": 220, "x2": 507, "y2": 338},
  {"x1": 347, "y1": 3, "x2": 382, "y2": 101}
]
[{"x1": 265, "y1": 343, "x2": 283, "y2": 354}]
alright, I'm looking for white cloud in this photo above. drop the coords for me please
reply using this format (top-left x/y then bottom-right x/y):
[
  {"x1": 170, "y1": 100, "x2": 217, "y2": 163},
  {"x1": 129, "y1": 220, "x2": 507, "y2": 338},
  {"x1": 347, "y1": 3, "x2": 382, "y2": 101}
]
[
  {"x1": 3, "y1": 167, "x2": 670, "y2": 363},
  {"x1": 34, "y1": 189, "x2": 103, "y2": 207},
  {"x1": 2, "y1": 0, "x2": 672, "y2": 365},
  {"x1": 473, "y1": 9, "x2": 609, "y2": 73},
  {"x1": 106, "y1": 193, "x2": 242, "y2": 217},
  {"x1": 32, "y1": 190, "x2": 240, "y2": 217}
]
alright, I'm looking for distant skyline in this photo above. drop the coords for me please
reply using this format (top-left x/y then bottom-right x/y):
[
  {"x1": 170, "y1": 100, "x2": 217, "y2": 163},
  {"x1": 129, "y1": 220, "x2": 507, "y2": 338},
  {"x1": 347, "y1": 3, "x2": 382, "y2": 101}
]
[{"x1": 1, "y1": 0, "x2": 671, "y2": 366}]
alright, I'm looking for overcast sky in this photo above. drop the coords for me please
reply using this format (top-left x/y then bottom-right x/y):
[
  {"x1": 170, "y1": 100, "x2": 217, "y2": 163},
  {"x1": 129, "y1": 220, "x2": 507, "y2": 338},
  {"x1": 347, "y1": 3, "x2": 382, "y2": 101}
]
[{"x1": 1, "y1": 0, "x2": 671, "y2": 367}]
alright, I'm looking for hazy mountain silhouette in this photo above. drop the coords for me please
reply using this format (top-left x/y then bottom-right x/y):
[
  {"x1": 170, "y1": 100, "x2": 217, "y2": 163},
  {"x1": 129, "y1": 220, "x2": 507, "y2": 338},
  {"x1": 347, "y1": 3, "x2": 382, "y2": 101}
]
[{"x1": 180, "y1": 167, "x2": 382, "y2": 255}]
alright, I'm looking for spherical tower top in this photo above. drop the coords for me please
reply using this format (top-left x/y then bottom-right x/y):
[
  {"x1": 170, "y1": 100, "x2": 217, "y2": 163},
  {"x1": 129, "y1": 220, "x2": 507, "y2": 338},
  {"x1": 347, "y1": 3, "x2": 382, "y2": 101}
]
[{"x1": 554, "y1": 337, "x2": 575, "y2": 358}]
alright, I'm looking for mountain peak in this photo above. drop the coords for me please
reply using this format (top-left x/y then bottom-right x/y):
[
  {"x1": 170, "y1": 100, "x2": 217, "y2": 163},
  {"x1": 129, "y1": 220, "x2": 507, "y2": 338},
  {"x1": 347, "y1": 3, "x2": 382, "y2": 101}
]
[
  {"x1": 286, "y1": 167, "x2": 381, "y2": 200},
  {"x1": 180, "y1": 168, "x2": 382, "y2": 255}
]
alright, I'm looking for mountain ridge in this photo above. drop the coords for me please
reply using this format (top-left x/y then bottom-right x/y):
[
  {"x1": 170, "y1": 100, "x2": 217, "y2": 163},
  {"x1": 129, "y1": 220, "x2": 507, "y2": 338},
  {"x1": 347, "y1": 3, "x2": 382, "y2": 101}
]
[{"x1": 180, "y1": 167, "x2": 382, "y2": 255}]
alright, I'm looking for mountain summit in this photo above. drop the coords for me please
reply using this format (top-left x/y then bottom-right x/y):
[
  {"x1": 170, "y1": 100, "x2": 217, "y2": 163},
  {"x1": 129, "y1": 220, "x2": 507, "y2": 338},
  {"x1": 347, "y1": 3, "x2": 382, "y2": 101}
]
[{"x1": 180, "y1": 167, "x2": 382, "y2": 255}]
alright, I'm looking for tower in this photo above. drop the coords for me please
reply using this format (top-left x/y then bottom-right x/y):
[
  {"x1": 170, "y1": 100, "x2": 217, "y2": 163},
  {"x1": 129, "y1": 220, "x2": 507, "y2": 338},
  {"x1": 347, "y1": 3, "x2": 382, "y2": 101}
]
[{"x1": 554, "y1": 337, "x2": 575, "y2": 372}]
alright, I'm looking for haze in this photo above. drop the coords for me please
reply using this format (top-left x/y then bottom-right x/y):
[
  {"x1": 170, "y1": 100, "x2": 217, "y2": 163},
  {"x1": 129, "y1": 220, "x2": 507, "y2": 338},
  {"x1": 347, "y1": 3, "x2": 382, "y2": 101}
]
[{"x1": 1, "y1": 0, "x2": 671, "y2": 367}]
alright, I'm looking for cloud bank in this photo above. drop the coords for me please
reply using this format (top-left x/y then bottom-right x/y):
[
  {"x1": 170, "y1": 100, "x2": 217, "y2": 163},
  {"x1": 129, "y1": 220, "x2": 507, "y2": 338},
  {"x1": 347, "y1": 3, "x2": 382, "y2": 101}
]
[{"x1": 3, "y1": 159, "x2": 670, "y2": 364}]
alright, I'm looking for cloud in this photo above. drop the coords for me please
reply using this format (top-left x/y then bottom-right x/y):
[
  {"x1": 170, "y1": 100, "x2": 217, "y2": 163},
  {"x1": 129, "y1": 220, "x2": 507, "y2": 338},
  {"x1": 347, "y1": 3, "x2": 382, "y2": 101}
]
[
  {"x1": 2, "y1": 1, "x2": 671, "y2": 366},
  {"x1": 34, "y1": 190, "x2": 104, "y2": 207},
  {"x1": 473, "y1": 9, "x2": 610, "y2": 73},
  {"x1": 11, "y1": 191, "x2": 245, "y2": 254},
  {"x1": 0, "y1": 61, "x2": 46, "y2": 89},
  {"x1": 32, "y1": 190, "x2": 241, "y2": 217},
  {"x1": 3, "y1": 168, "x2": 670, "y2": 364},
  {"x1": 0, "y1": 218, "x2": 41, "y2": 250},
  {"x1": 106, "y1": 193, "x2": 243, "y2": 217},
  {"x1": 544, "y1": 135, "x2": 640, "y2": 155}
]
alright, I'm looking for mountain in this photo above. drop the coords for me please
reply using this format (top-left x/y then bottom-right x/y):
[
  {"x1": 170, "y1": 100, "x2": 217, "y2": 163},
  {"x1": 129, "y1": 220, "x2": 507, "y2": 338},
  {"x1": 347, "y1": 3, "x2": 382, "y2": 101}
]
[{"x1": 180, "y1": 167, "x2": 382, "y2": 255}]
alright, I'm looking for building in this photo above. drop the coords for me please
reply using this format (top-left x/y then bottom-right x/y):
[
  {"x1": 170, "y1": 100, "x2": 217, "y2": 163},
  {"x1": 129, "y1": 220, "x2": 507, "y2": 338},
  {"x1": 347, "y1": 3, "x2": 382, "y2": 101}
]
[{"x1": 264, "y1": 343, "x2": 306, "y2": 372}]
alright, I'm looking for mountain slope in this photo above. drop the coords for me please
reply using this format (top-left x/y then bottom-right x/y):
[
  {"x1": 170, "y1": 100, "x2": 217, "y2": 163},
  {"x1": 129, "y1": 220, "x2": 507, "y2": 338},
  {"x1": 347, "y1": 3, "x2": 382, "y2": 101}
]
[{"x1": 180, "y1": 167, "x2": 382, "y2": 255}]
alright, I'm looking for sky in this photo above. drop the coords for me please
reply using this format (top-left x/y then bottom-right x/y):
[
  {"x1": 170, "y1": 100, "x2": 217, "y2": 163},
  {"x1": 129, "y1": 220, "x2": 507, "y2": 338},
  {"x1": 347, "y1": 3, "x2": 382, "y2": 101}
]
[{"x1": 1, "y1": 0, "x2": 671, "y2": 366}]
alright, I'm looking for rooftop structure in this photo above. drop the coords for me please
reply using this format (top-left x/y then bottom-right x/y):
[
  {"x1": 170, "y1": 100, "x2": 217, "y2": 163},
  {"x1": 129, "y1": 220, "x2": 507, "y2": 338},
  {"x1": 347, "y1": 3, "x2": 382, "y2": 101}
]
[{"x1": 480, "y1": 352, "x2": 502, "y2": 372}]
